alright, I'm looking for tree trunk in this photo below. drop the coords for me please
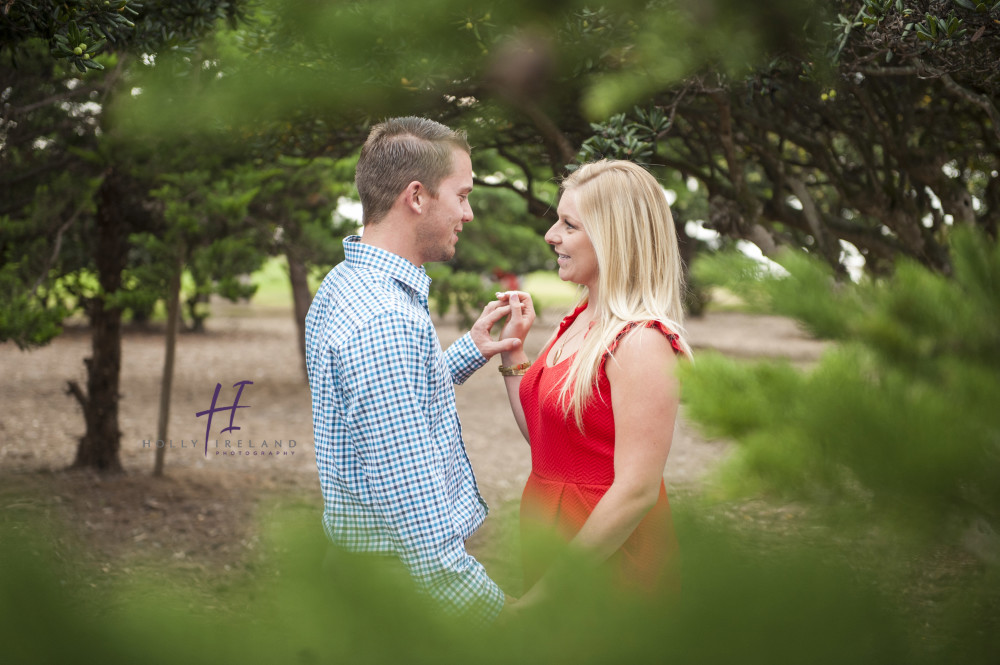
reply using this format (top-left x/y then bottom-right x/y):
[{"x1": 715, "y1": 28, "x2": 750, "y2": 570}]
[
  {"x1": 153, "y1": 254, "x2": 183, "y2": 477},
  {"x1": 286, "y1": 247, "x2": 312, "y2": 377},
  {"x1": 68, "y1": 169, "x2": 127, "y2": 473}
]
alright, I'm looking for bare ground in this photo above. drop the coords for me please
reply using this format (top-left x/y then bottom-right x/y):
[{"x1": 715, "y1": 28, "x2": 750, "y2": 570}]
[{"x1": 0, "y1": 304, "x2": 827, "y2": 583}]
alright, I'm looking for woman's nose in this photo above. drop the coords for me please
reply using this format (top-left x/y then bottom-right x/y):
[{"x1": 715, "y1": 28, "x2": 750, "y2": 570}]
[{"x1": 544, "y1": 222, "x2": 559, "y2": 245}]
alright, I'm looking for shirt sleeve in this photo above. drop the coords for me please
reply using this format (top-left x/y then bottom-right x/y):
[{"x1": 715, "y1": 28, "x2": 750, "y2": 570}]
[
  {"x1": 443, "y1": 332, "x2": 488, "y2": 385},
  {"x1": 339, "y1": 312, "x2": 504, "y2": 622}
]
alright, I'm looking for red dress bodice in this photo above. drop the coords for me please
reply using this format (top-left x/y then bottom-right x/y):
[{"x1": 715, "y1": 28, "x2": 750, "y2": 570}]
[{"x1": 518, "y1": 303, "x2": 682, "y2": 589}]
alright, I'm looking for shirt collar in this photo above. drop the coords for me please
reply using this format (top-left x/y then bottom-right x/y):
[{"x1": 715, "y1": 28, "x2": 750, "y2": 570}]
[{"x1": 342, "y1": 235, "x2": 431, "y2": 299}]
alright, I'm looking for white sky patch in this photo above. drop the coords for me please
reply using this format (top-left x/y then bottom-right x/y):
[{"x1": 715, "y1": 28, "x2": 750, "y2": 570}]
[
  {"x1": 689, "y1": 220, "x2": 860, "y2": 281},
  {"x1": 685, "y1": 177, "x2": 698, "y2": 192},
  {"x1": 131, "y1": 87, "x2": 143, "y2": 97},
  {"x1": 685, "y1": 220, "x2": 721, "y2": 250},
  {"x1": 839, "y1": 239, "x2": 865, "y2": 282},
  {"x1": 735, "y1": 239, "x2": 789, "y2": 277},
  {"x1": 663, "y1": 188, "x2": 677, "y2": 206},
  {"x1": 337, "y1": 196, "x2": 363, "y2": 235},
  {"x1": 72, "y1": 102, "x2": 101, "y2": 117},
  {"x1": 924, "y1": 186, "x2": 943, "y2": 211}
]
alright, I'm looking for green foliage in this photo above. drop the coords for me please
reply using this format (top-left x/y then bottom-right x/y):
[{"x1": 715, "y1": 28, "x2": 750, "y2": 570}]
[
  {"x1": 2, "y1": 1, "x2": 251, "y2": 74},
  {"x1": 117, "y1": 0, "x2": 824, "y2": 132},
  {"x1": 2, "y1": 0, "x2": 138, "y2": 72},
  {"x1": 914, "y1": 10, "x2": 968, "y2": 44},
  {"x1": 840, "y1": 0, "x2": 998, "y2": 53},
  {"x1": 683, "y1": 229, "x2": 1000, "y2": 542},
  {"x1": 0, "y1": 170, "x2": 99, "y2": 346},
  {"x1": 952, "y1": 0, "x2": 1000, "y2": 11},
  {"x1": 694, "y1": 249, "x2": 858, "y2": 338},
  {"x1": 251, "y1": 155, "x2": 357, "y2": 270},
  {"x1": 140, "y1": 166, "x2": 269, "y2": 328},
  {"x1": 691, "y1": 250, "x2": 774, "y2": 310},
  {"x1": 8, "y1": 506, "x2": 993, "y2": 665},
  {"x1": 576, "y1": 106, "x2": 672, "y2": 165},
  {"x1": 452, "y1": 188, "x2": 554, "y2": 276},
  {"x1": 0, "y1": 263, "x2": 69, "y2": 349},
  {"x1": 424, "y1": 265, "x2": 494, "y2": 325}
]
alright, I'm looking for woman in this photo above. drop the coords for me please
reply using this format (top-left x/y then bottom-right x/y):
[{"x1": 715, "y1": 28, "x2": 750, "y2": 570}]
[{"x1": 491, "y1": 159, "x2": 691, "y2": 600}]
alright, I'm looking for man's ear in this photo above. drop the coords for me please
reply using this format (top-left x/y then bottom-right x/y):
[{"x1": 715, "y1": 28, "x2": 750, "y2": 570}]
[{"x1": 402, "y1": 181, "x2": 425, "y2": 214}]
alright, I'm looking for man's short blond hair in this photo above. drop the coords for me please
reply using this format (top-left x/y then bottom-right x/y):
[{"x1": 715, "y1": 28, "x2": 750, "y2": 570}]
[{"x1": 355, "y1": 117, "x2": 471, "y2": 226}]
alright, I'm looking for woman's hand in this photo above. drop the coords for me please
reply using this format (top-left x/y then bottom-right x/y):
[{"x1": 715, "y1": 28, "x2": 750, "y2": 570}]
[
  {"x1": 491, "y1": 290, "x2": 536, "y2": 444},
  {"x1": 470, "y1": 296, "x2": 522, "y2": 359},
  {"x1": 496, "y1": 291, "x2": 535, "y2": 360}
]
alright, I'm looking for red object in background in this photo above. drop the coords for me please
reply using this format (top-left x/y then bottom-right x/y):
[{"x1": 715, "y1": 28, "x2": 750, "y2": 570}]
[{"x1": 493, "y1": 268, "x2": 520, "y2": 292}]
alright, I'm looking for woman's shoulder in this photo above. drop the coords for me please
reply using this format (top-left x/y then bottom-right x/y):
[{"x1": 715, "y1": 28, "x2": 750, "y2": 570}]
[
  {"x1": 598, "y1": 320, "x2": 684, "y2": 386},
  {"x1": 602, "y1": 324, "x2": 681, "y2": 392},
  {"x1": 608, "y1": 320, "x2": 685, "y2": 358}
]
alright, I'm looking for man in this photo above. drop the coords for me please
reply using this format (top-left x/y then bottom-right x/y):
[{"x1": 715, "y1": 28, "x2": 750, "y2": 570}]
[{"x1": 305, "y1": 117, "x2": 522, "y2": 623}]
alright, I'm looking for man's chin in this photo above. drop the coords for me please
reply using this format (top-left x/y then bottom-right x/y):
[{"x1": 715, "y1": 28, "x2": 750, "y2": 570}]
[{"x1": 426, "y1": 248, "x2": 456, "y2": 264}]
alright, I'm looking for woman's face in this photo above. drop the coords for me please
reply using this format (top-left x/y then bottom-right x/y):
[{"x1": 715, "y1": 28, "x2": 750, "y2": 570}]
[{"x1": 544, "y1": 189, "x2": 599, "y2": 289}]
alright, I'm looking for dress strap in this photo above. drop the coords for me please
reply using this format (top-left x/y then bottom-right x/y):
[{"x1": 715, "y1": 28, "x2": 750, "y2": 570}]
[
  {"x1": 602, "y1": 320, "x2": 684, "y2": 369},
  {"x1": 556, "y1": 302, "x2": 589, "y2": 336}
]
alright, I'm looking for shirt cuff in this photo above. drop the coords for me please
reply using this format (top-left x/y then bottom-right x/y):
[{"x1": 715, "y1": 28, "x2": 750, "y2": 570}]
[
  {"x1": 445, "y1": 332, "x2": 489, "y2": 385},
  {"x1": 434, "y1": 565, "x2": 506, "y2": 625},
  {"x1": 475, "y1": 578, "x2": 507, "y2": 624}
]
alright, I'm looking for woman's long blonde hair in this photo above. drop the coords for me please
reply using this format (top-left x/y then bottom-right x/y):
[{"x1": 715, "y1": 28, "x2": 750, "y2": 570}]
[{"x1": 557, "y1": 160, "x2": 692, "y2": 428}]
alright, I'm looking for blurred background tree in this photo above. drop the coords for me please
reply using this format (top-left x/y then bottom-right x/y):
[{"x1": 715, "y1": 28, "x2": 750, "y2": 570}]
[
  {"x1": 574, "y1": 0, "x2": 999, "y2": 277},
  {"x1": 2, "y1": 0, "x2": 997, "y2": 500},
  {"x1": 1, "y1": 0, "x2": 255, "y2": 472}
]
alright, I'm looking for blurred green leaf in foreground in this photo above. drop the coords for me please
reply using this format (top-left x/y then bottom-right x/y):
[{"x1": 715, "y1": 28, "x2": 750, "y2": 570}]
[
  {"x1": 0, "y1": 505, "x2": 952, "y2": 665},
  {"x1": 685, "y1": 228, "x2": 1000, "y2": 654}
]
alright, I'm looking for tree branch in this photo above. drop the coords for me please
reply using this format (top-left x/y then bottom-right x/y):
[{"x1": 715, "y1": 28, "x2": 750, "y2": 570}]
[
  {"x1": 938, "y1": 73, "x2": 1000, "y2": 144},
  {"x1": 66, "y1": 380, "x2": 88, "y2": 411},
  {"x1": 473, "y1": 176, "x2": 556, "y2": 221},
  {"x1": 495, "y1": 144, "x2": 536, "y2": 194},
  {"x1": 30, "y1": 198, "x2": 89, "y2": 296},
  {"x1": 859, "y1": 62, "x2": 1000, "y2": 144},
  {"x1": 10, "y1": 85, "x2": 104, "y2": 115}
]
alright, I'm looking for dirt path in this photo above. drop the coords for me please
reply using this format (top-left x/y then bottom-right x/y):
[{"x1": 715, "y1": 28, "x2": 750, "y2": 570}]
[{"x1": 0, "y1": 304, "x2": 826, "y2": 575}]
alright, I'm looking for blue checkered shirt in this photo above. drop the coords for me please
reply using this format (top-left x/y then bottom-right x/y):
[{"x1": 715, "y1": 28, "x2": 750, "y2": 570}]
[{"x1": 305, "y1": 236, "x2": 504, "y2": 622}]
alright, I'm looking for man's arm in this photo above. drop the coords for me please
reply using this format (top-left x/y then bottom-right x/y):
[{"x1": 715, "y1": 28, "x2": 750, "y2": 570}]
[{"x1": 341, "y1": 312, "x2": 504, "y2": 622}]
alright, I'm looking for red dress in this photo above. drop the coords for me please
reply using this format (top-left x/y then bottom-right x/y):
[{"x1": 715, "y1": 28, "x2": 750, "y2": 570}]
[{"x1": 518, "y1": 304, "x2": 683, "y2": 590}]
